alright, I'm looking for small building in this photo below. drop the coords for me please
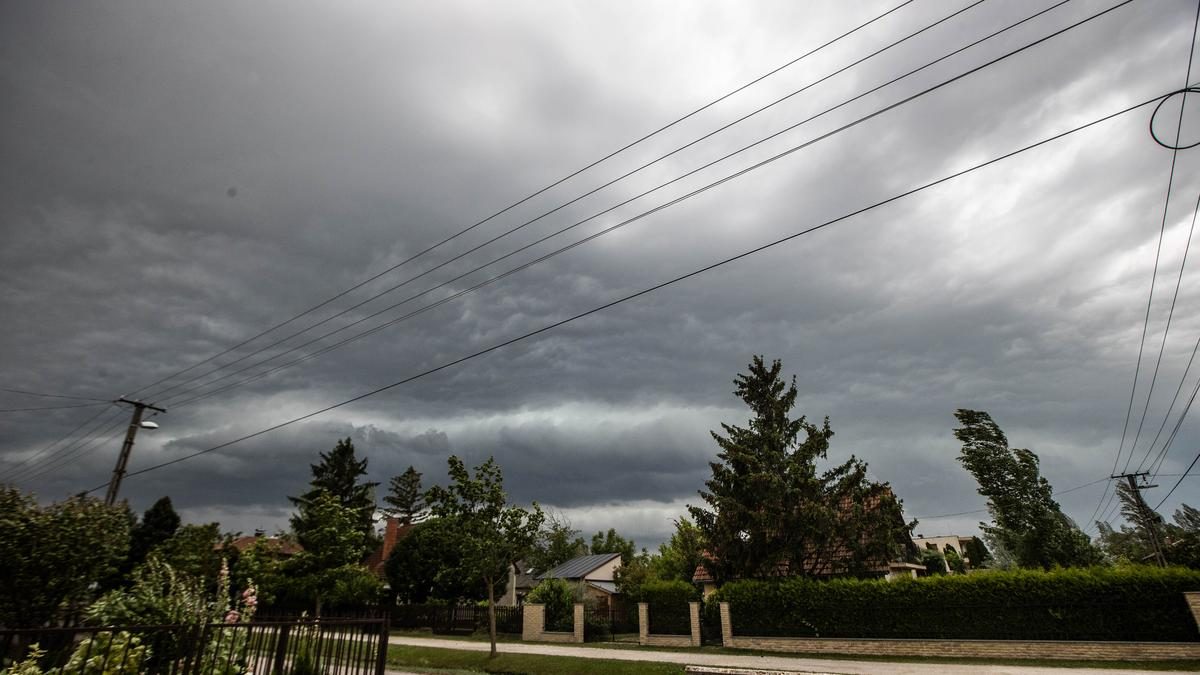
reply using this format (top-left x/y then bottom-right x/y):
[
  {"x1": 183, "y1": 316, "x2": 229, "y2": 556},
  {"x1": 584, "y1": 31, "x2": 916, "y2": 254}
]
[
  {"x1": 912, "y1": 534, "x2": 977, "y2": 570},
  {"x1": 497, "y1": 560, "x2": 538, "y2": 607},
  {"x1": 536, "y1": 552, "x2": 622, "y2": 609}
]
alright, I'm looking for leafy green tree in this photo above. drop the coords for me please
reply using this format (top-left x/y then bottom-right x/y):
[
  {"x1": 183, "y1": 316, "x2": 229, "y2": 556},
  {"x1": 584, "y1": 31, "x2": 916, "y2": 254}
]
[
  {"x1": 528, "y1": 512, "x2": 588, "y2": 574},
  {"x1": 231, "y1": 536, "x2": 289, "y2": 607},
  {"x1": 921, "y1": 548, "x2": 947, "y2": 575},
  {"x1": 155, "y1": 523, "x2": 226, "y2": 584},
  {"x1": 0, "y1": 489, "x2": 131, "y2": 627},
  {"x1": 653, "y1": 518, "x2": 707, "y2": 583},
  {"x1": 426, "y1": 455, "x2": 544, "y2": 657},
  {"x1": 282, "y1": 490, "x2": 381, "y2": 614},
  {"x1": 383, "y1": 466, "x2": 427, "y2": 525},
  {"x1": 954, "y1": 410, "x2": 1102, "y2": 569},
  {"x1": 963, "y1": 536, "x2": 991, "y2": 569},
  {"x1": 384, "y1": 517, "x2": 493, "y2": 603},
  {"x1": 689, "y1": 356, "x2": 914, "y2": 584},
  {"x1": 943, "y1": 545, "x2": 967, "y2": 574},
  {"x1": 128, "y1": 497, "x2": 180, "y2": 572},
  {"x1": 289, "y1": 438, "x2": 378, "y2": 547},
  {"x1": 525, "y1": 578, "x2": 576, "y2": 632},
  {"x1": 613, "y1": 548, "x2": 659, "y2": 599},
  {"x1": 590, "y1": 528, "x2": 636, "y2": 565}
]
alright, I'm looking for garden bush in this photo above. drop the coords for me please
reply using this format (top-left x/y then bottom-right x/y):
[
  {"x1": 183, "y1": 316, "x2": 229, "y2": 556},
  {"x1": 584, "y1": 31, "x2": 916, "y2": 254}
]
[
  {"x1": 526, "y1": 579, "x2": 575, "y2": 632},
  {"x1": 641, "y1": 579, "x2": 697, "y2": 635},
  {"x1": 706, "y1": 566, "x2": 1200, "y2": 642}
]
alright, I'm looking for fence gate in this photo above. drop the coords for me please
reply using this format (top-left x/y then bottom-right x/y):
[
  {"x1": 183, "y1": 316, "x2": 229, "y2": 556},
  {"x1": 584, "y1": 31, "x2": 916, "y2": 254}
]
[{"x1": 584, "y1": 604, "x2": 639, "y2": 643}]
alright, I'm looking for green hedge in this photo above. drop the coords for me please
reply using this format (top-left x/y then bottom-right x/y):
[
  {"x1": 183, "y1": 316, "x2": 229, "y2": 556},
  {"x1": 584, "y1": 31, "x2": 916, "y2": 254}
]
[
  {"x1": 641, "y1": 580, "x2": 698, "y2": 636},
  {"x1": 706, "y1": 566, "x2": 1200, "y2": 642}
]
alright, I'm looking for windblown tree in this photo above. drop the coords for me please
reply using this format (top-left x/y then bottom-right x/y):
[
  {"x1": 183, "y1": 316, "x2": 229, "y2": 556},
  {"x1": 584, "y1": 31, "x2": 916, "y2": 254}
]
[
  {"x1": 282, "y1": 490, "x2": 381, "y2": 615},
  {"x1": 1099, "y1": 482, "x2": 1172, "y2": 566},
  {"x1": 953, "y1": 409, "x2": 1101, "y2": 569},
  {"x1": 689, "y1": 356, "x2": 914, "y2": 585},
  {"x1": 426, "y1": 455, "x2": 543, "y2": 658},
  {"x1": 590, "y1": 528, "x2": 636, "y2": 565},
  {"x1": 653, "y1": 518, "x2": 707, "y2": 583},
  {"x1": 528, "y1": 512, "x2": 588, "y2": 574},
  {"x1": 289, "y1": 438, "x2": 378, "y2": 547},
  {"x1": 383, "y1": 466, "x2": 427, "y2": 525}
]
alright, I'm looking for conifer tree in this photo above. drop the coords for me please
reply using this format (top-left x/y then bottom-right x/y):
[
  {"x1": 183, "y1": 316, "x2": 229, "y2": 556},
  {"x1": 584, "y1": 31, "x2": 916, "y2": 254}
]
[
  {"x1": 289, "y1": 438, "x2": 378, "y2": 547},
  {"x1": 383, "y1": 466, "x2": 427, "y2": 525},
  {"x1": 689, "y1": 356, "x2": 913, "y2": 584}
]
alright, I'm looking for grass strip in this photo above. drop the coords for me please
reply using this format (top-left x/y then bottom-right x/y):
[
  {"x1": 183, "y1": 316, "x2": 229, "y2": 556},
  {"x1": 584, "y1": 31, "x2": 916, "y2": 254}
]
[{"x1": 387, "y1": 644, "x2": 684, "y2": 674}]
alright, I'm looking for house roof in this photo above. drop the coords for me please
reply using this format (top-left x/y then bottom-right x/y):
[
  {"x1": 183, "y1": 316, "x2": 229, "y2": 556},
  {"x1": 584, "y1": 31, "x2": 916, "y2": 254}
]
[
  {"x1": 586, "y1": 580, "x2": 618, "y2": 595},
  {"x1": 537, "y1": 552, "x2": 621, "y2": 580},
  {"x1": 226, "y1": 535, "x2": 302, "y2": 556}
]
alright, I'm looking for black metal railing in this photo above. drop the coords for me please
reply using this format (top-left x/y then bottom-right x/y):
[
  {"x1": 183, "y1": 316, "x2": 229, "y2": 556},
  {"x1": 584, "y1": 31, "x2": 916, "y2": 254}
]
[
  {"x1": 390, "y1": 604, "x2": 522, "y2": 635},
  {"x1": 647, "y1": 603, "x2": 691, "y2": 636},
  {"x1": 583, "y1": 605, "x2": 638, "y2": 642},
  {"x1": 0, "y1": 616, "x2": 389, "y2": 675}
]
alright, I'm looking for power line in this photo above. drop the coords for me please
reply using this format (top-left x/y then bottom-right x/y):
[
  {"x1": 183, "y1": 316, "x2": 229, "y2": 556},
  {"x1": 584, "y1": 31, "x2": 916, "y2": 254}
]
[
  {"x1": 0, "y1": 387, "x2": 109, "y2": 402},
  {"x1": 16, "y1": 417, "x2": 131, "y2": 486},
  {"x1": 121, "y1": 0, "x2": 919, "y2": 402},
  {"x1": 0, "y1": 404, "x2": 116, "y2": 482},
  {"x1": 1088, "y1": 0, "x2": 1200, "y2": 528},
  {"x1": 84, "y1": 80, "x2": 1158, "y2": 495},
  {"x1": 159, "y1": 0, "x2": 1086, "y2": 409},
  {"x1": 5, "y1": 406, "x2": 128, "y2": 483},
  {"x1": 0, "y1": 402, "x2": 110, "y2": 413},
  {"x1": 915, "y1": 476, "x2": 1112, "y2": 520},
  {"x1": 146, "y1": 0, "x2": 998, "y2": 405},
  {"x1": 1154, "y1": 450, "x2": 1200, "y2": 510}
]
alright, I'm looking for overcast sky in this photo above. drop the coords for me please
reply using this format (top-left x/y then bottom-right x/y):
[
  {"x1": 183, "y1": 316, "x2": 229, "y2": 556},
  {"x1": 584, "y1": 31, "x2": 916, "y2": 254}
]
[{"x1": 3, "y1": 0, "x2": 1199, "y2": 550}]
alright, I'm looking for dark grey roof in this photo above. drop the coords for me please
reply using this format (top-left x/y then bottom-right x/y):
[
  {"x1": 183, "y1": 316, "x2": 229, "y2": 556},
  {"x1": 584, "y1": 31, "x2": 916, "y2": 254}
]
[{"x1": 537, "y1": 552, "x2": 621, "y2": 580}]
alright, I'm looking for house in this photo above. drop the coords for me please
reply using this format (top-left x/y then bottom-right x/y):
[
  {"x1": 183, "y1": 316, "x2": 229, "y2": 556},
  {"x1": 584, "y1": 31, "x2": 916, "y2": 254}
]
[
  {"x1": 225, "y1": 532, "x2": 302, "y2": 559},
  {"x1": 535, "y1": 552, "x2": 622, "y2": 609},
  {"x1": 913, "y1": 534, "x2": 977, "y2": 570},
  {"x1": 497, "y1": 560, "x2": 539, "y2": 607},
  {"x1": 364, "y1": 517, "x2": 416, "y2": 578}
]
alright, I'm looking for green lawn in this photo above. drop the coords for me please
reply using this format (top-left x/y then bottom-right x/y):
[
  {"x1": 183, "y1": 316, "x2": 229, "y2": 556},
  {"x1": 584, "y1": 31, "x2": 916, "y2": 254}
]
[{"x1": 386, "y1": 645, "x2": 684, "y2": 675}]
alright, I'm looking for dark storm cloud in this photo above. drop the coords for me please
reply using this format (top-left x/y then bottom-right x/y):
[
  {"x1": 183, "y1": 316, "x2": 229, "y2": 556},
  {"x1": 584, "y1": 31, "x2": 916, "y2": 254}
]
[{"x1": 4, "y1": 0, "x2": 1200, "y2": 547}]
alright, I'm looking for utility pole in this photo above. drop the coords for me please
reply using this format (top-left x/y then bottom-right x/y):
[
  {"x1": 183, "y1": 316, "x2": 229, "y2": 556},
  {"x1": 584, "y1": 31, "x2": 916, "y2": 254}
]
[
  {"x1": 1111, "y1": 471, "x2": 1167, "y2": 567},
  {"x1": 104, "y1": 397, "x2": 166, "y2": 506}
]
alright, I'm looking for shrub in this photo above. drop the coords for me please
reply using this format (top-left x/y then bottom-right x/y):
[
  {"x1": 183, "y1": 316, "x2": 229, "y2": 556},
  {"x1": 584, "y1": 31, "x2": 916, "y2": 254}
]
[
  {"x1": 526, "y1": 579, "x2": 575, "y2": 632},
  {"x1": 708, "y1": 566, "x2": 1200, "y2": 641},
  {"x1": 641, "y1": 579, "x2": 698, "y2": 635}
]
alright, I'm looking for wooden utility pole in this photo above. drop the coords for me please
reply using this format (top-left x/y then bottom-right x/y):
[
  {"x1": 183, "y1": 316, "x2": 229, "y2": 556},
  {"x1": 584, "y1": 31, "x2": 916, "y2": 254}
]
[
  {"x1": 104, "y1": 398, "x2": 166, "y2": 506},
  {"x1": 1111, "y1": 471, "x2": 1167, "y2": 567}
]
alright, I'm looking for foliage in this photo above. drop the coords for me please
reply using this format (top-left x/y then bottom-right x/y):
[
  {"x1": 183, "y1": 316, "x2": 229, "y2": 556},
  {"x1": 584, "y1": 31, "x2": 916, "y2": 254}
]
[
  {"x1": 954, "y1": 410, "x2": 1102, "y2": 569},
  {"x1": 614, "y1": 550, "x2": 658, "y2": 599},
  {"x1": 653, "y1": 518, "x2": 706, "y2": 584},
  {"x1": 526, "y1": 578, "x2": 576, "y2": 632},
  {"x1": 58, "y1": 631, "x2": 148, "y2": 675},
  {"x1": 230, "y1": 536, "x2": 290, "y2": 606},
  {"x1": 1102, "y1": 500, "x2": 1200, "y2": 568},
  {"x1": 920, "y1": 548, "x2": 946, "y2": 575},
  {"x1": 1167, "y1": 504, "x2": 1200, "y2": 568},
  {"x1": 528, "y1": 512, "x2": 588, "y2": 575},
  {"x1": 129, "y1": 497, "x2": 180, "y2": 571},
  {"x1": 383, "y1": 465, "x2": 427, "y2": 526},
  {"x1": 963, "y1": 536, "x2": 990, "y2": 569},
  {"x1": 87, "y1": 556, "x2": 210, "y2": 625},
  {"x1": 282, "y1": 490, "x2": 381, "y2": 614},
  {"x1": 707, "y1": 565, "x2": 1200, "y2": 641},
  {"x1": 153, "y1": 523, "x2": 226, "y2": 585},
  {"x1": 0, "y1": 489, "x2": 131, "y2": 628},
  {"x1": 943, "y1": 546, "x2": 967, "y2": 574},
  {"x1": 590, "y1": 529, "x2": 635, "y2": 565},
  {"x1": 689, "y1": 357, "x2": 915, "y2": 585},
  {"x1": 426, "y1": 455, "x2": 545, "y2": 656},
  {"x1": 640, "y1": 579, "x2": 699, "y2": 607},
  {"x1": 384, "y1": 517, "x2": 490, "y2": 604},
  {"x1": 289, "y1": 437, "x2": 378, "y2": 548},
  {"x1": 386, "y1": 644, "x2": 687, "y2": 675}
]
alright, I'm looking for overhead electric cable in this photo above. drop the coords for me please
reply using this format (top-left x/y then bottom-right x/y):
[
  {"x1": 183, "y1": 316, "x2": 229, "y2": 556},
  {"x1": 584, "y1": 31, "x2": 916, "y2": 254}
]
[
  {"x1": 5, "y1": 407, "x2": 127, "y2": 482},
  {"x1": 0, "y1": 387, "x2": 109, "y2": 402},
  {"x1": 16, "y1": 416, "x2": 132, "y2": 486},
  {"x1": 915, "y1": 476, "x2": 1112, "y2": 520},
  {"x1": 1154, "y1": 448, "x2": 1200, "y2": 509},
  {"x1": 0, "y1": 404, "x2": 116, "y2": 482},
  {"x1": 1088, "y1": 0, "x2": 1200, "y2": 528},
  {"x1": 159, "y1": 0, "x2": 1085, "y2": 409},
  {"x1": 0, "y1": 402, "x2": 110, "y2": 413},
  {"x1": 147, "y1": 0, "x2": 999, "y2": 404},
  {"x1": 1133, "y1": 189, "x2": 1200, "y2": 473},
  {"x1": 84, "y1": 78, "x2": 1157, "y2": 494},
  {"x1": 122, "y1": 0, "x2": 918, "y2": 401}
]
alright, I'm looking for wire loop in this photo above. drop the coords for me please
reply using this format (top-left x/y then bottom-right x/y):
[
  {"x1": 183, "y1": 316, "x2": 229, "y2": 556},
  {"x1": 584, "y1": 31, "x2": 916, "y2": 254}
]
[{"x1": 1150, "y1": 87, "x2": 1200, "y2": 149}]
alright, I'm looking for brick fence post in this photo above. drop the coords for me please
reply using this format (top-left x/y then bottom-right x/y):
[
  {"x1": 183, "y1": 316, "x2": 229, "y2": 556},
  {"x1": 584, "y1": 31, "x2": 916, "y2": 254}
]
[
  {"x1": 1186, "y1": 592, "x2": 1200, "y2": 632},
  {"x1": 522, "y1": 604, "x2": 544, "y2": 641},
  {"x1": 637, "y1": 603, "x2": 649, "y2": 645},
  {"x1": 573, "y1": 603, "x2": 585, "y2": 643},
  {"x1": 689, "y1": 601, "x2": 701, "y2": 647},
  {"x1": 719, "y1": 602, "x2": 733, "y2": 648}
]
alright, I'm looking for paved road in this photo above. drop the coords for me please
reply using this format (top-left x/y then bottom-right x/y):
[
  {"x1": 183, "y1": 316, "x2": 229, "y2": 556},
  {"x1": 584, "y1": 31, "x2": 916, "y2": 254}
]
[{"x1": 387, "y1": 635, "x2": 1192, "y2": 674}]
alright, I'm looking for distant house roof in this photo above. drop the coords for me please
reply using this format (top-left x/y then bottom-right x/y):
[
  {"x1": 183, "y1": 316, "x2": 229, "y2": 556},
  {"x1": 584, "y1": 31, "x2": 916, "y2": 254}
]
[
  {"x1": 365, "y1": 518, "x2": 416, "y2": 577},
  {"x1": 537, "y1": 552, "x2": 622, "y2": 580},
  {"x1": 586, "y1": 580, "x2": 617, "y2": 595}
]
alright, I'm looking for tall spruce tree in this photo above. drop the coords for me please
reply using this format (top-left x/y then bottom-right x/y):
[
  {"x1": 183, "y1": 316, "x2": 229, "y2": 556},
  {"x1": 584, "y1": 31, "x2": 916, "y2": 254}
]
[
  {"x1": 953, "y1": 409, "x2": 1100, "y2": 569},
  {"x1": 689, "y1": 356, "x2": 913, "y2": 584},
  {"x1": 130, "y1": 496, "x2": 181, "y2": 567},
  {"x1": 383, "y1": 466, "x2": 427, "y2": 525},
  {"x1": 289, "y1": 438, "x2": 378, "y2": 548}
]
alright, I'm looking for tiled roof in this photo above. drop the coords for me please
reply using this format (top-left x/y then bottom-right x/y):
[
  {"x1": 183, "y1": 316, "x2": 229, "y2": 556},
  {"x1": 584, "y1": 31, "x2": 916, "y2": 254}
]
[
  {"x1": 537, "y1": 552, "x2": 621, "y2": 580},
  {"x1": 227, "y1": 536, "x2": 302, "y2": 556}
]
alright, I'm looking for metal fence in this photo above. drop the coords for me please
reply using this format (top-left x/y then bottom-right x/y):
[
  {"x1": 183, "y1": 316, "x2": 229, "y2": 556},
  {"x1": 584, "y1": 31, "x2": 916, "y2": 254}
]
[
  {"x1": 583, "y1": 605, "x2": 638, "y2": 643},
  {"x1": 0, "y1": 616, "x2": 389, "y2": 675},
  {"x1": 390, "y1": 604, "x2": 522, "y2": 635}
]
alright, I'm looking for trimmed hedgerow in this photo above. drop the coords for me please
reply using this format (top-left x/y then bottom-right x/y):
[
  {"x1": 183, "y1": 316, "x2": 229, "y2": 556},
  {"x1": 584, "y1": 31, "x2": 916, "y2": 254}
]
[
  {"x1": 705, "y1": 566, "x2": 1200, "y2": 642},
  {"x1": 642, "y1": 579, "x2": 699, "y2": 635}
]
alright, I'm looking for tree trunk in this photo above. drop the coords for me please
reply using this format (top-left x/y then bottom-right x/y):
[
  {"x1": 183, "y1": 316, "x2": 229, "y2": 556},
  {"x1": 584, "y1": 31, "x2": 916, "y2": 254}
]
[
  {"x1": 487, "y1": 578, "x2": 497, "y2": 658},
  {"x1": 315, "y1": 594, "x2": 322, "y2": 619}
]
